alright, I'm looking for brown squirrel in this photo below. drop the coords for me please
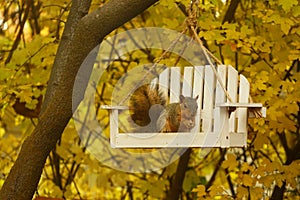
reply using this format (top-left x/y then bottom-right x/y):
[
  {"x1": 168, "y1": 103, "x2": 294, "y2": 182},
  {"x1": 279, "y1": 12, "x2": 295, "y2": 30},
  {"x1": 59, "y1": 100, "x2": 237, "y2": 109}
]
[{"x1": 129, "y1": 84, "x2": 199, "y2": 133}]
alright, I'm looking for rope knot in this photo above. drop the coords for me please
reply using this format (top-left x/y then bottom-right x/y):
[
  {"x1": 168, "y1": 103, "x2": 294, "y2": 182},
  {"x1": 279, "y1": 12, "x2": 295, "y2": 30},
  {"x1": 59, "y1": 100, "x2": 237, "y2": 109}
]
[{"x1": 186, "y1": 14, "x2": 197, "y2": 28}]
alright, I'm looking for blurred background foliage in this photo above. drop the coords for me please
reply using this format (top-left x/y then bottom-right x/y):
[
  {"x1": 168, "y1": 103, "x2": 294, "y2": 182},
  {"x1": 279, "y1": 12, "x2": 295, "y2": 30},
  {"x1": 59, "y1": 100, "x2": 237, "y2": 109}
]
[{"x1": 0, "y1": 0, "x2": 299, "y2": 199}]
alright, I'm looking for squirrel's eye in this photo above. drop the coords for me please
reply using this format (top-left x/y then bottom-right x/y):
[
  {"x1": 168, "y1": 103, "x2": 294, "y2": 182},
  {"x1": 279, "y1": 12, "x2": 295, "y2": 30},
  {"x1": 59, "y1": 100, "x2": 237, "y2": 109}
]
[{"x1": 184, "y1": 103, "x2": 187, "y2": 108}]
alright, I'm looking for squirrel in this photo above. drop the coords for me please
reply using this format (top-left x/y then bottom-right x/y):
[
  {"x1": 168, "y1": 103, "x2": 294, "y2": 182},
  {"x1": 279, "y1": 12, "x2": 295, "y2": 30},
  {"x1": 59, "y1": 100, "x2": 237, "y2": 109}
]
[{"x1": 129, "y1": 84, "x2": 199, "y2": 133}]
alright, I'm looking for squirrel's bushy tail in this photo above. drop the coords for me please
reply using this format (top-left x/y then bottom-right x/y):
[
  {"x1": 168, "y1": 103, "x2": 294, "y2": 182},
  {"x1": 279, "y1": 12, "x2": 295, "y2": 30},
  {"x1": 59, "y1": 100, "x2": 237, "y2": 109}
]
[{"x1": 129, "y1": 84, "x2": 166, "y2": 127}]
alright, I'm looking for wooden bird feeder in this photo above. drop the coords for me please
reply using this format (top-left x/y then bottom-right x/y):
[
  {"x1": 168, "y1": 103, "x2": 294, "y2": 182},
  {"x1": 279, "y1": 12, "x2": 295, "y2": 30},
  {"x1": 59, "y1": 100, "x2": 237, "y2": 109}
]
[{"x1": 101, "y1": 65, "x2": 266, "y2": 148}]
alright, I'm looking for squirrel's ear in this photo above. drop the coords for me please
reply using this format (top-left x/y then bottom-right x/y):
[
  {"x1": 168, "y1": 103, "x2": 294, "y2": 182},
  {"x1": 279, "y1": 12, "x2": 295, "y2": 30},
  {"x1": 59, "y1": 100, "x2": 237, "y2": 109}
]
[
  {"x1": 195, "y1": 95, "x2": 199, "y2": 100},
  {"x1": 179, "y1": 95, "x2": 185, "y2": 102}
]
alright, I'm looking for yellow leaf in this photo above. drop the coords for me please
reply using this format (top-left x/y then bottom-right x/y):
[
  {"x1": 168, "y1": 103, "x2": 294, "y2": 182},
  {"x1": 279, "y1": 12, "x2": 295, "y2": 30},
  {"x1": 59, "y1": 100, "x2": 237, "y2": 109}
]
[
  {"x1": 51, "y1": 185, "x2": 63, "y2": 197},
  {"x1": 253, "y1": 133, "x2": 269, "y2": 150},
  {"x1": 278, "y1": 0, "x2": 298, "y2": 12},
  {"x1": 241, "y1": 163, "x2": 254, "y2": 173},
  {"x1": 0, "y1": 127, "x2": 5, "y2": 138},
  {"x1": 162, "y1": 18, "x2": 179, "y2": 28},
  {"x1": 222, "y1": 154, "x2": 238, "y2": 171},
  {"x1": 69, "y1": 145, "x2": 83, "y2": 154},
  {"x1": 274, "y1": 174, "x2": 284, "y2": 187},
  {"x1": 192, "y1": 185, "x2": 206, "y2": 197},
  {"x1": 208, "y1": 185, "x2": 224, "y2": 197},
  {"x1": 251, "y1": 187, "x2": 264, "y2": 199},
  {"x1": 281, "y1": 22, "x2": 291, "y2": 35},
  {"x1": 55, "y1": 145, "x2": 69, "y2": 160},
  {"x1": 0, "y1": 68, "x2": 12, "y2": 81},
  {"x1": 284, "y1": 161, "x2": 300, "y2": 177},
  {"x1": 242, "y1": 174, "x2": 254, "y2": 187},
  {"x1": 292, "y1": 6, "x2": 300, "y2": 17},
  {"x1": 183, "y1": 170, "x2": 201, "y2": 192},
  {"x1": 237, "y1": 186, "x2": 248, "y2": 199}
]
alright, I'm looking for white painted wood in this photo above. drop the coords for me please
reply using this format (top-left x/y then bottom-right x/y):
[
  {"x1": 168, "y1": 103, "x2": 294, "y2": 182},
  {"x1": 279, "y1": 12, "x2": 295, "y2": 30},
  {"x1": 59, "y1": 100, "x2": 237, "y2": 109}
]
[
  {"x1": 114, "y1": 132, "x2": 220, "y2": 148},
  {"x1": 216, "y1": 102, "x2": 263, "y2": 107},
  {"x1": 229, "y1": 132, "x2": 247, "y2": 147},
  {"x1": 216, "y1": 102, "x2": 266, "y2": 119},
  {"x1": 227, "y1": 66, "x2": 238, "y2": 133},
  {"x1": 238, "y1": 75, "x2": 249, "y2": 146},
  {"x1": 170, "y1": 67, "x2": 181, "y2": 103},
  {"x1": 158, "y1": 67, "x2": 169, "y2": 99},
  {"x1": 215, "y1": 65, "x2": 227, "y2": 105},
  {"x1": 110, "y1": 109, "x2": 119, "y2": 148},
  {"x1": 202, "y1": 66, "x2": 215, "y2": 134},
  {"x1": 192, "y1": 66, "x2": 204, "y2": 132},
  {"x1": 100, "y1": 105, "x2": 129, "y2": 110},
  {"x1": 150, "y1": 77, "x2": 158, "y2": 86},
  {"x1": 258, "y1": 107, "x2": 267, "y2": 118},
  {"x1": 182, "y1": 67, "x2": 194, "y2": 97},
  {"x1": 214, "y1": 65, "x2": 229, "y2": 147},
  {"x1": 112, "y1": 132, "x2": 248, "y2": 148}
]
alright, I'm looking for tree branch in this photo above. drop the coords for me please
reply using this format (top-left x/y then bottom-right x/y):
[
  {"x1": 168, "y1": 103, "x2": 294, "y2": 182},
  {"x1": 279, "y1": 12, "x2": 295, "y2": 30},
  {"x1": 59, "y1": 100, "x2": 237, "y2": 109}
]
[
  {"x1": 222, "y1": 0, "x2": 240, "y2": 24},
  {"x1": 205, "y1": 149, "x2": 227, "y2": 190},
  {"x1": 166, "y1": 148, "x2": 192, "y2": 200},
  {"x1": 5, "y1": 0, "x2": 32, "y2": 64},
  {"x1": 0, "y1": 0, "x2": 158, "y2": 199}
]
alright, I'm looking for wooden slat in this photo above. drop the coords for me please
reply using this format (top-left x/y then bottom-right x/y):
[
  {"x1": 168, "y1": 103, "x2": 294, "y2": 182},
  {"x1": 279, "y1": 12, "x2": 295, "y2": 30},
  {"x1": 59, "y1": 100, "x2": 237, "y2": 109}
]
[
  {"x1": 227, "y1": 66, "x2": 238, "y2": 103},
  {"x1": 238, "y1": 75, "x2": 249, "y2": 146},
  {"x1": 113, "y1": 132, "x2": 246, "y2": 148},
  {"x1": 214, "y1": 65, "x2": 229, "y2": 147},
  {"x1": 182, "y1": 67, "x2": 194, "y2": 97},
  {"x1": 229, "y1": 132, "x2": 247, "y2": 147},
  {"x1": 215, "y1": 65, "x2": 227, "y2": 105},
  {"x1": 110, "y1": 109, "x2": 119, "y2": 148},
  {"x1": 150, "y1": 77, "x2": 158, "y2": 85},
  {"x1": 100, "y1": 105, "x2": 129, "y2": 110},
  {"x1": 227, "y1": 66, "x2": 238, "y2": 133},
  {"x1": 216, "y1": 103, "x2": 263, "y2": 107},
  {"x1": 202, "y1": 66, "x2": 215, "y2": 134},
  {"x1": 170, "y1": 67, "x2": 181, "y2": 103},
  {"x1": 192, "y1": 66, "x2": 204, "y2": 132},
  {"x1": 115, "y1": 132, "x2": 219, "y2": 148},
  {"x1": 158, "y1": 67, "x2": 169, "y2": 99}
]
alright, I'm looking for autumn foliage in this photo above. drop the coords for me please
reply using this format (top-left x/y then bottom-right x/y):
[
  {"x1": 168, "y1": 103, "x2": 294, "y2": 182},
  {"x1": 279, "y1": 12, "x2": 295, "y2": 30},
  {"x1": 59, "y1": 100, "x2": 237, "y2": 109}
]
[{"x1": 0, "y1": 0, "x2": 299, "y2": 199}]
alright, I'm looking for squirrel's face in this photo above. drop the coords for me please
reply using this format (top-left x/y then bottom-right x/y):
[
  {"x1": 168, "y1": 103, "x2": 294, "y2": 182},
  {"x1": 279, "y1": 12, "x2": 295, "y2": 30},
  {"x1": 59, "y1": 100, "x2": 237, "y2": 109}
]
[
  {"x1": 180, "y1": 96, "x2": 198, "y2": 130},
  {"x1": 180, "y1": 97, "x2": 198, "y2": 115},
  {"x1": 181, "y1": 117, "x2": 196, "y2": 130},
  {"x1": 181, "y1": 110, "x2": 197, "y2": 129}
]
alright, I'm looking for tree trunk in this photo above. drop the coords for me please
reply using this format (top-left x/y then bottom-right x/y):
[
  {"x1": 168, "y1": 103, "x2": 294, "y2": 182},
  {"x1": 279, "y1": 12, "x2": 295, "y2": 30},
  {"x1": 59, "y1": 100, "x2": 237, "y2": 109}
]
[
  {"x1": 0, "y1": 0, "x2": 158, "y2": 199},
  {"x1": 166, "y1": 148, "x2": 192, "y2": 200}
]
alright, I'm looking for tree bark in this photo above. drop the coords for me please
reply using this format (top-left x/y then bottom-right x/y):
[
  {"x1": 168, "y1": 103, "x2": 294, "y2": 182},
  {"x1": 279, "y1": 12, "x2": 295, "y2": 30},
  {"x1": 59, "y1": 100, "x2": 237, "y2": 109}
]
[
  {"x1": 166, "y1": 148, "x2": 192, "y2": 200},
  {"x1": 222, "y1": 0, "x2": 240, "y2": 24},
  {"x1": 0, "y1": 0, "x2": 158, "y2": 199}
]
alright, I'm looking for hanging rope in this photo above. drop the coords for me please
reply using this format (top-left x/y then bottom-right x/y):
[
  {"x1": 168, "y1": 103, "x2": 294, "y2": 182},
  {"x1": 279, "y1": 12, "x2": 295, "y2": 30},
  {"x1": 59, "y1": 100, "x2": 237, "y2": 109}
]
[
  {"x1": 118, "y1": 27, "x2": 189, "y2": 106},
  {"x1": 190, "y1": 26, "x2": 233, "y2": 103},
  {"x1": 185, "y1": 1, "x2": 263, "y2": 117},
  {"x1": 185, "y1": 4, "x2": 234, "y2": 103}
]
